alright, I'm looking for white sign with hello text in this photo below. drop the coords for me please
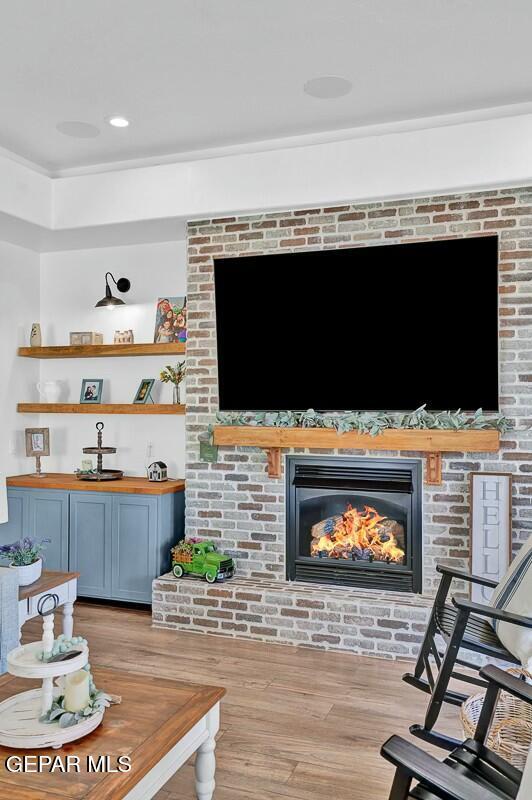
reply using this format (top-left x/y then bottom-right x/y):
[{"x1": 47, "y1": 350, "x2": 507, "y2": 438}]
[{"x1": 470, "y1": 472, "x2": 512, "y2": 604}]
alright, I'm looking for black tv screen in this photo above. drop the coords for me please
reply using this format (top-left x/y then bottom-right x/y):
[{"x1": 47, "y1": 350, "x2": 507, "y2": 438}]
[{"x1": 213, "y1": 235, "x2": 499, "y2": 412}]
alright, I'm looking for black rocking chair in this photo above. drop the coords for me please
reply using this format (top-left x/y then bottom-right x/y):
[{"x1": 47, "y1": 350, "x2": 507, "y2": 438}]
[
  {"x1": 382, "y1": 664, "x2": 530, "y2": 800},
  {"x1": 402, "y1": 564, "x2": 532, "y2": 749}
]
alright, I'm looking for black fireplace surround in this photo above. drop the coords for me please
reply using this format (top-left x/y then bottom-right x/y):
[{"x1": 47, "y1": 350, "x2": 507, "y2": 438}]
[{"x1": 286, "y1": 456, "x2": 422, "y2": 593}]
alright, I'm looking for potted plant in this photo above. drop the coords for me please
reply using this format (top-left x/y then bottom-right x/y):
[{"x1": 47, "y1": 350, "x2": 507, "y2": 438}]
[
  {"x1": 160, "y1": 361, "x2": 186, "y2": 404},
  {"x1": 0, "y1": 537, "x2": 50, "y2": 586}
]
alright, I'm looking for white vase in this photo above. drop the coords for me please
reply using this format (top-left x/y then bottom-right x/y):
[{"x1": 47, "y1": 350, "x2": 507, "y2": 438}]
[
  {"x1": 37, "y1": 380, "x2": 61, "y2": 403},
  {"x1": 30, "y1": 323, "x2": 42, "y2": 347},
  {"x1": 10, "y1": 558, "x2": 42, "y2": 586}
]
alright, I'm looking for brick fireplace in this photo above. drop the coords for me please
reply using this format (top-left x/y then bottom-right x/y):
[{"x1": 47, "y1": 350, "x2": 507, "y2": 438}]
[
  {"x1": 286, "y1": 456, "x2": 422, "y2": 593},
  {"x1": 152, "y1": 185, "x2": 532, "y2": 658}
]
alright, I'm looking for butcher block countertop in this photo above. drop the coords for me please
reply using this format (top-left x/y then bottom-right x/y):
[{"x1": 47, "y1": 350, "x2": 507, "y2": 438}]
[{"x1": 7, "y1": 473, "x2": 185, "y2": 495}]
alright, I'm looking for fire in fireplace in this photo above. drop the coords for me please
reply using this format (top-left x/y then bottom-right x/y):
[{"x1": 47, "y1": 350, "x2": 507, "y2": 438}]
[
  {"x1": 310, "y1": 504, "x2": 405, "y2": 564},
  {"x1": 286, "y1": 457, "x2": 422, "y2": 593}
]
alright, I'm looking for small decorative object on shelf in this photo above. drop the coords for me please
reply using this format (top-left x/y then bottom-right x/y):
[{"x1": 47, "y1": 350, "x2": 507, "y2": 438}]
[
  {"x1": 171, "y1": 539, "x2": 234, "y2": 583},
  {"x1": 36, "y1": 380, "x2": 61, "y2": 403},
  {"x1": 70, "y1": 332, "x2": 104, "y2": 346},
  {"x1": 0, "y1": 537, "x2": 50, "y2": 586},
  {"x1": 154, "y1": 297, "x2": 187, "y2": 344},
  {"x1": 25, "y1": 427, "x2": 50, "y2": 476},
  {"x1": 76, "y1": 421, "x2": 123, "y2": 481},
  {"x1": 113, "y1": 329, "x2": 134, "y2": 344},
  {"x1": 147, "y1": 461, "x2": 167, "y2": 482},
  {"x1": 30, "y1": 323, "x2": 42, "y2": 347},
  {"x1": 80, "y1": 378, "x2": 103, "y2": 403},
  {"x1": 133, "y1": 378, "x2": 155, "y2": 404},
  {"x1": 0, "y1": 593, "x2": 118, "y2": 748},
  {"x1": 160, "y1": 361, "x2": 186, "y2": 404}
]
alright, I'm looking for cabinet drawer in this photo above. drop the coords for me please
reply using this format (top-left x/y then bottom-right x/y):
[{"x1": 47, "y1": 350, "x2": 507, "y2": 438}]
[{"x1": 27, "y1": 582, "x2": 72, "y2": 617}]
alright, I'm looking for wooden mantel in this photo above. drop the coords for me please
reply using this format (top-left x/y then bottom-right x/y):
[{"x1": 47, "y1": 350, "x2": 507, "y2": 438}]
[{"x1": 212, "y1": 426, "x2": 501, "y2": 484}]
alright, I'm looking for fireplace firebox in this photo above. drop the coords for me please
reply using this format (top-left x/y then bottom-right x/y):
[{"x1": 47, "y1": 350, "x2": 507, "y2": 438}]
[{"x1": 286, "y1": 456, "x2": 422, "y2": 593}]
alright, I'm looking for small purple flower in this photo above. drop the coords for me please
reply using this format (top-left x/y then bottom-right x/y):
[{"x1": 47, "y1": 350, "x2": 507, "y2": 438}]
[{"x1": 0, "y1": 537, "x2": 50, "y2": 566}]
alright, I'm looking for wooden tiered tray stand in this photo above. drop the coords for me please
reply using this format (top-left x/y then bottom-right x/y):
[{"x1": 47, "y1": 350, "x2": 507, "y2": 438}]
[{"x1": 0, "y1": 604, "x2": 104, "y2": 749}]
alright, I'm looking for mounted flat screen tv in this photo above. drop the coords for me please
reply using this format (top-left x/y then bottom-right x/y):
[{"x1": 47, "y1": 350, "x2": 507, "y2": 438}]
[{"x1": 214, "y1": 235, "x2": 499, "y2": 412}]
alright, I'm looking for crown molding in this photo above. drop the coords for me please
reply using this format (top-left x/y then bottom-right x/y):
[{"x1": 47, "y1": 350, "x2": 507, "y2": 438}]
[{"x1": 1, "y1": 99, "x2": 528, "y2": 180}]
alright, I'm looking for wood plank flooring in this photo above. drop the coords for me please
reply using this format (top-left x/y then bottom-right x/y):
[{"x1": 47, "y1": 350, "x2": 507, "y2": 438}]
[{"x1": 23, "y1": 603, "x2": 462, "y2": 800}]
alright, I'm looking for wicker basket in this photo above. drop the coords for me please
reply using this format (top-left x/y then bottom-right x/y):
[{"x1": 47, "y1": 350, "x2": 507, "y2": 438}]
[{"x1": 461, "y1": 669, "x2": 532, "y2": 769}]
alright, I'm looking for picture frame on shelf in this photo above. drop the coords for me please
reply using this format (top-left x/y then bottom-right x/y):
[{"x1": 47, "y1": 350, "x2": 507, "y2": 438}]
[
  {"x1": 133, "y1": 378, "x2": 155, "y2": 404},
  {"x1": 70, "y1": 332, "x2": 103, "y2": 346},
  {"x1": 25, "y1": 427, "x2": 50, "y2": 457},
  {"x1": 153, "y1": 297, "x2": 186, "y2": 344},
  {"x1": 470, "y1": 471, "x2": 513, "y2": 603},
  {"x1": 80, "y1": 378, "x2": 103, "y2": 404}
]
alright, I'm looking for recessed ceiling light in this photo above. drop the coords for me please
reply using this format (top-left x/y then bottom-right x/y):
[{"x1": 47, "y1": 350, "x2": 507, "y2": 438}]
[
  {"x1": 56, "y1": 121, "x2": 100, "y2": 138},
  {"x1": 303, "y1": 76, "x2": 352, "y2": 99},
  {"x1": 107, "y1": 116, "x2": 130, "y2": 128}
]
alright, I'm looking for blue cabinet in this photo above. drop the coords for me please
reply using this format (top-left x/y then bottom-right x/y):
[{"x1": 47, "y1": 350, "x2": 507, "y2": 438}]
[
  {"x1": 111, "y1": 495, "x2": 157, "y2": 602},
  {"x1": 70, "y1": 493, "x2": 113, "y2": 599},
  {"x1": 1, "y1": 485, "x2": 184, "y2": 604},
  {"x1": 29, "y1": 491, "x2": 69, "y2": 572},
  {"x1": 0, "y1": 489, "x2": 29, "y2": 555},
  {"x1": 0, "y1": 488, "x2": 68, "y2": 572}
]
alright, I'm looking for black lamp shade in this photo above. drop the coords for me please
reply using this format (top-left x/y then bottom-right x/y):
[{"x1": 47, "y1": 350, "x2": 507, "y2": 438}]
[{"x1": 95, "y1": 273, "x2": 130, "y2": 308}]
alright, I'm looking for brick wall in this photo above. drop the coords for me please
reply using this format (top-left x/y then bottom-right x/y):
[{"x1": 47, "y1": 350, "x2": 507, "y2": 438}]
[{"x1": 184, "y1": 186, "x2": 532, "y2": 598}]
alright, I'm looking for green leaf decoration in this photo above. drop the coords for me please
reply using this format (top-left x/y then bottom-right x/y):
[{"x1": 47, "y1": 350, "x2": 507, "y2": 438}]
[{"x1": 215, "y1": 407, "x2": 511, "y2": 436}]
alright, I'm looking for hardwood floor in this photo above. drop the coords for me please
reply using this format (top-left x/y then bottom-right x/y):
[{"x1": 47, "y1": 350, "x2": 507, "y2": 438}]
[{"x1": 24, "y1": 603, "x2": 462, "y2": 800}]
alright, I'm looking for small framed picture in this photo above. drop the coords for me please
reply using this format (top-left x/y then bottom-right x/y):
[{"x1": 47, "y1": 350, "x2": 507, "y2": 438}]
[
  {"x1": 25, "y1": 428, "x2": 50, "y2": 457},
  {"x1": 133, "y1": 378, "x2": 155, "y2": 404},
  {"x1": 470, "y1": 472, "x2": 513, "y2": 603},
  {"x1": 80, "y1": 379, "x2": 103, "y2": 404}
]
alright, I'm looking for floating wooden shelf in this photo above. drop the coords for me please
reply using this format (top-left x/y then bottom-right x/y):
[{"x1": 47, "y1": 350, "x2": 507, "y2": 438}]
[
  {"x1": 18, "y1": 343, "x2": 186, "y2": 359},
  {"x1": 212, "y1": 426, "x2": 501, "y2": 484},
  {"x1": 17, "y1": 403, "x2": 185, "y2": 415}
]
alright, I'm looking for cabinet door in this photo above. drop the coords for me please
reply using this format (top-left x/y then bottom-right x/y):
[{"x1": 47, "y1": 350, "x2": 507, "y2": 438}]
[
  {"x1": 111, "y1": 495, "x2": 157, "y2": 603},
  {"x1": 69, "y1": 493, "x2": 112, "y2": 599},
  {"x1": 28, "y1": 491, "x2": 69, "y2": 572},
  {"x1": 0, "y1": 490, "x2": 29, "y2": 563}
]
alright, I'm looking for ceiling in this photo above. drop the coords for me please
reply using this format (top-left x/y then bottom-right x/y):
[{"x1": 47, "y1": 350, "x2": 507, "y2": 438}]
[{"x1": 0, "y1": 0, "x2": 529, "y2": 173}]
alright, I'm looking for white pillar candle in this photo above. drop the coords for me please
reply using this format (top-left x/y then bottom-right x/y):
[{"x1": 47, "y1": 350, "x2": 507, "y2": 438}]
[{"x1": 64, "y1": 670, "x2": 90, "y2": 712}]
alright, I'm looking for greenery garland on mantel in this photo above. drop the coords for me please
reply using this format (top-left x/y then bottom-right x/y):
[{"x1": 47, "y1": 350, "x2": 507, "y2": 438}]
[{"x1": 215, "y1": 405, "x2": 511, "y2": 436}]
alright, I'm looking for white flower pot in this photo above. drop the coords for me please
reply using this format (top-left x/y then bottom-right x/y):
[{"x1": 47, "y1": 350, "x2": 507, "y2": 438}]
[{"x1": 10, "y1": 558, "x2": 42, "y2": 587}]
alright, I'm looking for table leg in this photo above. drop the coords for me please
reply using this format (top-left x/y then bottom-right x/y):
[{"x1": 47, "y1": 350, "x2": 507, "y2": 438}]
[
  {"x1": 195, "y1": 706, "x2": 218, "y2": 800},
  {"x1": 62, "y1": 601, "x2": 74, "y2": 639}
]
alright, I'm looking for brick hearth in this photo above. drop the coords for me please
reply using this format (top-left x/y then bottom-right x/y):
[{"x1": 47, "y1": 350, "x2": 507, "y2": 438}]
[
  {"x1": 152, "y1": 575, "x2": 433, "y2": 657},
  {"x1": 152, "y1": 185, "x2": 532, "y2": 658}
]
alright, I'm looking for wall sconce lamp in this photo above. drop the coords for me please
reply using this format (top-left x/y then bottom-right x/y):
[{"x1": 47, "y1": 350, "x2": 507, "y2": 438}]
[{"x1": 95, "y1": 272, "x2": 131, "y2": 309}]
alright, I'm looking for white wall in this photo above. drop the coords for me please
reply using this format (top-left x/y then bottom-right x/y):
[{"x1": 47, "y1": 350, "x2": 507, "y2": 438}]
[
  {"x1": 0, "y1": 241, "x2": 40, "y2": 475},
  {"x1": 39, "y1": 240, "x2": 186, "y2": 477}
]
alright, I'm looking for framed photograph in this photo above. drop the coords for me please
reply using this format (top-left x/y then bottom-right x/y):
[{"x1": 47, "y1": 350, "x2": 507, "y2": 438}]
[
  {"x1": 153, "y1": 297, "x2": 187, "y2": 344},
  {"x1": 70, "y1": 332, "x2": 103, "y2": 346},
  {"x1": 80, "y1": 378, "x2": 103, "y2": 404},
  {"x1": 133, "y1": 378, "x2": 155, "y2": 404},
  {"x1": 25, "y1": 428, "x2": 50, "y2": 457},
  {"x1": 470, "y1": 472, "x2": 512, "y2": 603}
]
